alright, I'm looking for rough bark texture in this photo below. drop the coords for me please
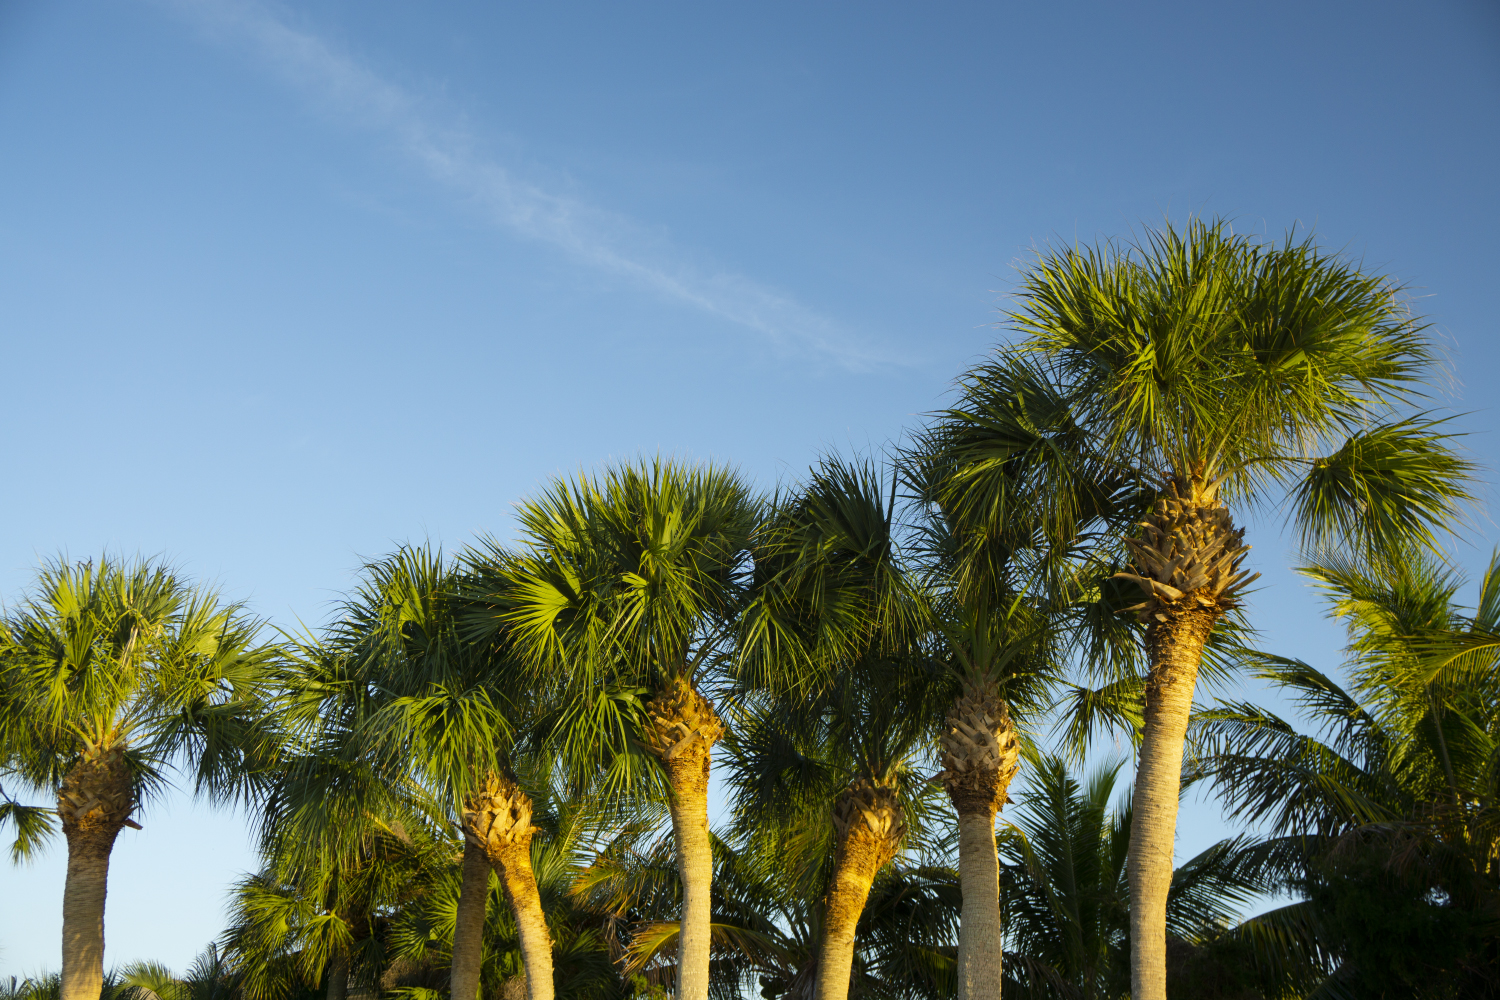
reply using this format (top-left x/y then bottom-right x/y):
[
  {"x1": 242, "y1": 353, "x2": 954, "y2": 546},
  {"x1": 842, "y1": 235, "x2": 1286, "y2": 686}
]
[
  {"x1": 58, "y1": 745, "x2": 135, "y2": 1000},
  {"x1": 1114, "y1": 483, "x2": 1254, "y2": 1000},
  {"x1": 467, "y1": 772, "x2": 554, "y2": 1000},
  {"x1": 937, "y1": 683, "x2": 1021, "y2": 817},
  {"x1": 640, "y1": 676, "x2": 724, "y2": 1000},
  {"x1": 815, "y1": 778, "x2": 905, "y2": 1000},
  {"x1": 450, "y1": 838, "x2": 492, "y2": 1000},
  {"x1": 937, "y1": 683, "x2": 1020, "y2": 1000}
]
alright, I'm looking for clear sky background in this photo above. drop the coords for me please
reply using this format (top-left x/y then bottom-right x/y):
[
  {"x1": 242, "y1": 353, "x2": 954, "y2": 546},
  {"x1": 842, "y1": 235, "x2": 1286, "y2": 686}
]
[{"x1": 1, "y1": 0, "x2": 1498, "y2": 976}]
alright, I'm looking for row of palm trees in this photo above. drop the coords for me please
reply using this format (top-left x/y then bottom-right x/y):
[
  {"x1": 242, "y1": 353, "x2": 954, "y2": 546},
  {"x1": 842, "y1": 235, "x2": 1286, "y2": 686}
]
[{"x1": 2, "y1": 218, "x2": 1485, "y2": 999}]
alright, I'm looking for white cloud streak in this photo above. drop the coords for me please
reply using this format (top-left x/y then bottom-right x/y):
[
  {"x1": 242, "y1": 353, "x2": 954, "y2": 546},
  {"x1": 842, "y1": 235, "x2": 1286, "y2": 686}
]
[{"x1": 166, "y1": 0, "x2": 906, "y2": 371}]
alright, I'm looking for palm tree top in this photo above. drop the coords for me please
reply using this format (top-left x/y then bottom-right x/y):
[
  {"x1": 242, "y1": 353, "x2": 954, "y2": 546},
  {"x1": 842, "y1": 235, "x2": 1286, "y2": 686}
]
[
  {"x1": 487, "y1": 456, "x2": 760, "y2": 688},
  {"x1": 0, "y1": 556, "x2": 277, "y2": 802},
  {"x1": 737, "y1": 455, "x2": 926, "y2": 695},
  {"x1": 947, "y1": 217, "x2": 1474, "y2": 557}
]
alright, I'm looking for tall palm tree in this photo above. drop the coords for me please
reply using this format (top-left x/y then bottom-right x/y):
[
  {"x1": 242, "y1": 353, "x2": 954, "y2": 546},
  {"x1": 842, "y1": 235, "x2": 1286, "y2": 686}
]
[
  {"x1": 733, "y1": 457, "x2": 934, "y2": 1000},
  {"x1": 0, "y1": 557, "x2": 279, "y2": 1000},
  {"x1": 474, "y1": 458, "x2": 760, "y2": 1000},
  {"x1": 906, "y1": 412, "x2": 1100, "y2": 1000},
  {"x1": 934, "y1": 219, "x2": 1474, "y2": 999}
]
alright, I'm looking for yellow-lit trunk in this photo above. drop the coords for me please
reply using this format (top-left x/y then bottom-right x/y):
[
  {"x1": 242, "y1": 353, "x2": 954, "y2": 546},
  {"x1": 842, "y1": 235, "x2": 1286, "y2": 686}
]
[
  {"x1": 814, "y1": 779, "x2": 903, "y2": 1000},
  {"x1": 642, "y1": 677, "x2": 725, "y2": 1000},
  {"x1": 467, "y1": 773, "x2": 554, "y2": 1000},
  {"x1": 1114, "y1": 483, "x2": 1253, "y2": 1000},
  {"x1": 58, "y1": 746, "x2": 134, "y2": 1000}
]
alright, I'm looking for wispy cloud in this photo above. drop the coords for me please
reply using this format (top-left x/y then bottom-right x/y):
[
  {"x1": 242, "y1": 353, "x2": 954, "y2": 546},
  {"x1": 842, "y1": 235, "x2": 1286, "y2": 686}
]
[{"x1": 164, "y1": 0, "x2": 905, "y2": 371}]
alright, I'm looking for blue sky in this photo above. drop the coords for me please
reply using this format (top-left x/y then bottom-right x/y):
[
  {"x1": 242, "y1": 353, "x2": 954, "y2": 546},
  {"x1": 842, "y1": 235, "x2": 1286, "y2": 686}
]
[{"x1": 1, "y1": 0, "x2": 1497, "y2": 975}]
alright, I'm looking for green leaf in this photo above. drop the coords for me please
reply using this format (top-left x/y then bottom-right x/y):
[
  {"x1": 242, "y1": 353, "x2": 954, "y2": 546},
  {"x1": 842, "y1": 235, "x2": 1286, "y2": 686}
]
[{"x1": 1292, "y1": 416, "x2": 1475, "y2": 557}]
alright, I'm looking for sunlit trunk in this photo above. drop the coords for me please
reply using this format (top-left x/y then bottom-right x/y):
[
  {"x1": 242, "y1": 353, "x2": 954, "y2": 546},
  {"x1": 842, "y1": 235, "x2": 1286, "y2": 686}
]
[
  {"x1": 57, "y1": 746, "x2": 134, "y2": 1000},
  {"x1": 938, "y1": 681, "x2": 1020, "y2": 1000},
  {"x1": 1128, "y1": 606, "x2": 1215, "y2": 1000},
  {"x1": 493, "y1": 843, "x2": 553, "y2": 1000},
  {"x1": 643, "y1": 676, "x2": 725, "y2": 1000},
  {"x1": 1114, "y1": 483, "x2": 1253, "y2": 1000},
  {"x1": 954, "y1": 812, "x2": 1003, "y2": 1000},
  {"x1": 468, "y1": 773, "x2": 554, "y2": 1000},
  {"x1": 60, "y1": 828, "x2": 116, "y2": 1000},
  {"x1": 814, "y1": 779, "x2": 903, "y2": 1000}
]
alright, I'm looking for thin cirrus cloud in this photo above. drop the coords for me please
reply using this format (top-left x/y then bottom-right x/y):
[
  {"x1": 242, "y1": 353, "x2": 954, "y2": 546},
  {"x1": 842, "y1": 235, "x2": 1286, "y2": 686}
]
[{"x1": 162, "y1": 0, "x2": 906, "y2": 372}]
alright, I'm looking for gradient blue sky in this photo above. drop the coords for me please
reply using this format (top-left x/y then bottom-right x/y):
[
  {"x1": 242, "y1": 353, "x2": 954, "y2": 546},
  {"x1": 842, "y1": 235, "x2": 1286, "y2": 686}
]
[{"x1": 2, "y1": 0, "x2": 1498, "y2": 975}]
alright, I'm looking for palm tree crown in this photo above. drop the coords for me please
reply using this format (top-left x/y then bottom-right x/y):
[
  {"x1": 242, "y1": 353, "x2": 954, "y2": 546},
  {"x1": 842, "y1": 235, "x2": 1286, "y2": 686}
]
[{"x1": 0, "y1": 556, "x2": 278, "y2": 1000}]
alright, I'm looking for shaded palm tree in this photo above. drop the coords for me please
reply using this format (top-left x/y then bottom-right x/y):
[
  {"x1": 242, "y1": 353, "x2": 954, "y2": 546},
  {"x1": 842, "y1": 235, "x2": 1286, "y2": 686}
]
[
  {"x1": 720, "y1": 666, "x2": 948, "y2": 1000},
  {"x1": 930, "y1": 219, "x2": 1474, "y2": 999},
  {"x1": 0, "y1": 557, "x2": 279, "y2": 1000},
  {"x1": 1196, "y1": 547, "x2": 1500, "y2": 996},
  {"x1": 471, "y1": 458, "x2": 760, "y2": 1000},
  {"x1": 229, "y1": 703, "x2": 447, "y2": 1000},
  {"x1": 999, "y1": 755, "x2": 1274, "y2": 999}
]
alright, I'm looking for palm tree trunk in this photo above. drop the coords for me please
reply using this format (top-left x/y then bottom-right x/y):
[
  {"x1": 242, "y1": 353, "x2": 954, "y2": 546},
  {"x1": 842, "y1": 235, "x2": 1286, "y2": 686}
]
[
  {"x1": 492, "y1": 843, "x2": 553, "y2": 1000},
  {"x1": 467, "y1": 772, "x2": 554, "y2": 1000},
  {"x1": 665, "y1": 770, "x2": 714, "y2": 1000},
  {"x1": 814, "y1": 779, "x2": 904, "y2": 1000},
  {"x1": 60, "y1": 826, "x2": 118, "y2": 1000},
  {"x1": 451, "y1": 838, "x2": 492, "y2": 1000},
  {"x1": 643, "y1": 677, "x2": 725, "y2": 1000},
  {"x1": 1114, "y1": 485, "x2": 1252, "y2": 1000},
  {"x1": 954, "y1": 811, "x2": 1003, "y2": 1000},
  {"x1": 325, "y1": 954, "x2": 349, "y2": 1000},
  {"x1": 57, "y1": 746, "x2": 134, "y2": 1000},
  {"x1": 1128, "y1": 608, "x2": 1215, "y2": 1000},
  {"x1": 938, "y1": 682, "x2": 1020, "y2": 1000}
]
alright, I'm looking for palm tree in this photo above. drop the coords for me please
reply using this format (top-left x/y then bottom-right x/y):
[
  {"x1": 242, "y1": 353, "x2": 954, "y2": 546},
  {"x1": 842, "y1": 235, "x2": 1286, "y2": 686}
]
[
  {"x1": 733, "y1": 457, "x2": 938, "y2": 1000},
  {"x1": 0, "y1": 557, "x2": 278, "y2": 1000},
  {"x1": 934, "y1": 219, "x2": 1474, "y2": 999},
  {"x1": 392, "y1": 759, "x2": 645, "y2": 1000},
  {"x1": 1196, "y1": 547, "x2": 1500, "y2": 996},
  {"x1": 906, "y1": 413, "x2": 1097, "y2": 1000},
  {"x1": 722, "y1": 666, "x2": 947, "y2": 1000},
  {"x1": 474, "y1": 458, "x2": 760, "y2": 1000},
  {"x1": 337, "y1": 547, "x2": 553, "y2": 1000},
  {"x1": 271, "y1": 546, "x2": 554, "y2": 1000},
  {"x1": 928, "y1": 611, "x2": 1060, "y2": 1000}
]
